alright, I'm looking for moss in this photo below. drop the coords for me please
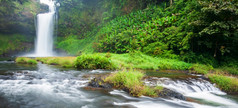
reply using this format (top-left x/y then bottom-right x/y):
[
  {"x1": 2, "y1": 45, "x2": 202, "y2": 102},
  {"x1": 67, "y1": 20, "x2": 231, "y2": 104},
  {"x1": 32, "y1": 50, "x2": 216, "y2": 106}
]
[
  {"x1": 0, "y1": 34, "x2": 32, "y2": 55},
  {"x1": 16, "y1": 57, "x2": 28, "y2": 64},
  {"x1": 208, "y1": 74, "x2": 238, "y2": 93},
  {"x1": 27, "y1": 59, "x2": 37, "y2": 65},
  {"x1": 15, "y1": 57, "x2": 37, "y2": 65},
  {"x1": 36, "y1": 57, "x2": 76, "y2": 68}
]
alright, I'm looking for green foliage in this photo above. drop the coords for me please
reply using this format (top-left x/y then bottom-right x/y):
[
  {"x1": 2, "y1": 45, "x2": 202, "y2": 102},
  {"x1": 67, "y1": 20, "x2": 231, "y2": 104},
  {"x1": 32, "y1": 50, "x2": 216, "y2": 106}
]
[
  {"x1": 208, "y1": 74, "x2": 238, "y2": 93},
  {"x1": 36, "y1": 57, "x2": 76, "y2": 68},
  {"x1": 189, "y1": 64, "x2": 213, "y2": 74},
  {"x1": 106, "y1": 70, "x2": 145, "y2": 97},
  {"x1": 75, "y1": 54, "x2": 116, "y2": 69},
  {"x1": 16, "y1": 57, "x2": 28, "y2": 64},
  {"x1": 0, "y1": 0, "x2": 39, "y2": 34},
  {"x1": 105, "y1": 70, "x2": 163, "y2": 97},
  {"x1": 56, "y1": 28, "x2": 98, "y2": 55},
  {"x1": 15, "y1": 57, "x2": 37, "y2": 65},
  {"x1": 217, "y1": 67, "x2": 238, "y2": 76},
  {"x1": 98, "y1": 52, "x2": 191, "y2": 70},
  {"x1": 94, "y1": 6, "x2": 179, "y2": 55},
  {"x1": 47, "y1": 58, "x2": 60, "y2": 65},
  {"x1": 27, "y1": 59, "x2": 37, "y2": 65},
  {"x1": 0, "y1": 34, "x2": 32, "y2": 55},
  {"x1": 191, "y1": 0, "x2": 238, "y2": 58}
]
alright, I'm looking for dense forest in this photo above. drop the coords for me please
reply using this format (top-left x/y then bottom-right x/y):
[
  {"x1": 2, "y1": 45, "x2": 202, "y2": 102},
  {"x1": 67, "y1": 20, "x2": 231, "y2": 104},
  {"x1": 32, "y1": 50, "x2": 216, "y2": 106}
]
[
  {"x1": 56, "y1": 0, "x2": 238, "y2": 67},
  {"x1": 0, "y1": 0, "x2": 237, "y2": 67}
]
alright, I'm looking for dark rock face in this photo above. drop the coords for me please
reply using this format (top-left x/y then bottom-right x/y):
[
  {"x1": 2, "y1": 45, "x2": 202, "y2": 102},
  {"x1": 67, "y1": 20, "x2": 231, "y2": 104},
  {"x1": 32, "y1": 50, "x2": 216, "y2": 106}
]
[
  {"x1": 88, "y1": 77, "x2": 112, "y2": 89},
  {"x1": 159, "y1": 88, "x2": 186, "y2": 100}
]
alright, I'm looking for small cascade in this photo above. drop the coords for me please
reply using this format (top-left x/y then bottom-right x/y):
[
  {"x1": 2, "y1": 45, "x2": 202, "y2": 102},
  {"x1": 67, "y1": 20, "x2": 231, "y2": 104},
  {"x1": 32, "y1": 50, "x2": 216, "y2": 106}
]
[
  {"x1": 34, "y1": 0, "x2": 56, "y2": 57},
  {"x1": 157, "y1": 78, "x2": 238, "y2": 107}
]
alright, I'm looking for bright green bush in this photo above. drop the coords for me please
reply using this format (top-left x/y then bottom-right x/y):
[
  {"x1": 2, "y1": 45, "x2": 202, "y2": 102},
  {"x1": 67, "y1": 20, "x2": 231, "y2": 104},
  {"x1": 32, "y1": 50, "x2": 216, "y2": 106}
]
[{"x1": 75, "y1": 54, "x2": 116, "y2": 70}]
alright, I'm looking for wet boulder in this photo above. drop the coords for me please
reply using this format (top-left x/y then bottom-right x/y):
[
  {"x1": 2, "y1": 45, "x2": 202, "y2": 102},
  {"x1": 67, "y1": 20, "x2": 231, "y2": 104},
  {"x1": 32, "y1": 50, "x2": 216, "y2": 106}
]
[
  {"x1": 159, "y1": 88, "x2": 186, "y2": 100},
  {"x1": 88, "y1": 77, "x2": 112, "y2": 89}
]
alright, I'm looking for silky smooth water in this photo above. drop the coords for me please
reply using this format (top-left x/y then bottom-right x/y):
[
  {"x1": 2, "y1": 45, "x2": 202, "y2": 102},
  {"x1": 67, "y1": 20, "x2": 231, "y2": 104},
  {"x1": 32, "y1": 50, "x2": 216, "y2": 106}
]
[
  {"x1": 0, "y1": 61, "x2": 237, "y2": 108},
  {"x1": 32, "y1": 0, "x2": 56, "y2": 57}
]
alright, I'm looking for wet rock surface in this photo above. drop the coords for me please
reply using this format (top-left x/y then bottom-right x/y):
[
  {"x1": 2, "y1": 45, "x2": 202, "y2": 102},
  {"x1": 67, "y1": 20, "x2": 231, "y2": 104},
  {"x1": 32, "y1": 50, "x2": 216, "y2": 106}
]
[
  {"x1": 88, "y1": 77, "x2": 112, "y2": 89},
  {"x1": 159, "y1": 88, "x2": 186, "y2": 100}
]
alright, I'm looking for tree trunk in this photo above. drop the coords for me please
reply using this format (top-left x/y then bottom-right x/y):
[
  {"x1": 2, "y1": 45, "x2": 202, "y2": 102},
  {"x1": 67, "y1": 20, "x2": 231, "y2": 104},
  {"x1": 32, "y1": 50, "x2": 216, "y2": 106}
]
[{"x1": 170, "y1": 0, "x2": 173, "y2": 6}]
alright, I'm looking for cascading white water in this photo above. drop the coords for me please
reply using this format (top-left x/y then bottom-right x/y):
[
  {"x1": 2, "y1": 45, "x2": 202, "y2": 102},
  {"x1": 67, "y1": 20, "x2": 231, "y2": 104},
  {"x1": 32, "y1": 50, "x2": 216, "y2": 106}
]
[{"x1": 34, "y1": 0, "x2": 56, "y2": 57}]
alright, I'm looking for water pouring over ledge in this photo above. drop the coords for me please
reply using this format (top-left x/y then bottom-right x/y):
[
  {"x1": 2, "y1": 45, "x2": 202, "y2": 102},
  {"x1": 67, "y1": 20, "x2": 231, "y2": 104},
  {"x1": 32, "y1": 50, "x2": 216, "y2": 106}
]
[{"x1": 25, "y1": 0, "x2": 56, "y2": 57}]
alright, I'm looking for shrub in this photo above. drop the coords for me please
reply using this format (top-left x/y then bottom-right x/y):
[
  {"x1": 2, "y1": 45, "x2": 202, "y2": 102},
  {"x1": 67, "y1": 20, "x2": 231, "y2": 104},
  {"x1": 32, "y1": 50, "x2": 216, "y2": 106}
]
[{"x1": 75, "y1": 54, "x2": 116, "y2": 70}]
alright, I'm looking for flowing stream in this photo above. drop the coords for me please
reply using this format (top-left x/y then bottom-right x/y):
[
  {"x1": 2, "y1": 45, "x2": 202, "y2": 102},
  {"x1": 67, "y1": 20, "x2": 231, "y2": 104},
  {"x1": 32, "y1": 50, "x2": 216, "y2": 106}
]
[{"x1": 0, "y1": 60, "x2": 238, "y2": 108}]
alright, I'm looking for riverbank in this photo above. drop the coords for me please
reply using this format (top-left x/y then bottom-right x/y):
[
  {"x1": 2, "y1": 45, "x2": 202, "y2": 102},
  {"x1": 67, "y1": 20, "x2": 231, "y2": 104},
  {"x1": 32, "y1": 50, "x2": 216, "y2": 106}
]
[{"x1": 15, "y1": 53, "x2": 238, "y2": 95}]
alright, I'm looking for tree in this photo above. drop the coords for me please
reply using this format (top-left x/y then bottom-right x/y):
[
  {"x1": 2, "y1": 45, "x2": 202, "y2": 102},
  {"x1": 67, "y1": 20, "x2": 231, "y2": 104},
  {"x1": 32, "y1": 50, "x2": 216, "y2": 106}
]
[{"x1": 191, "y1": 0, "x2": 238, "y2": 58}]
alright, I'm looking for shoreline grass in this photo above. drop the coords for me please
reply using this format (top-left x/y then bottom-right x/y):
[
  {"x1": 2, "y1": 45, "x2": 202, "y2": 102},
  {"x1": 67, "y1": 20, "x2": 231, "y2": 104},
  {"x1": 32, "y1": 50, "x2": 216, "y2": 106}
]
[
  {"x1": 208, "y1": 74, "x2": 238, "y2": 93},
  {"x1": 98, "y1": 53, "x2": 192, "y2": 70},
  {"x1": 15, "y1": 53, "x2": 238, "y2": 94},
  {"x1": 105, "y1": 70, "x2": 163, "y2": 97},
  {"x1": 36, "y1": 57, "x2": 76, "y2": 68},
  {"x1": 15, "y1": 57, "x2": 37, "y2": 65}
]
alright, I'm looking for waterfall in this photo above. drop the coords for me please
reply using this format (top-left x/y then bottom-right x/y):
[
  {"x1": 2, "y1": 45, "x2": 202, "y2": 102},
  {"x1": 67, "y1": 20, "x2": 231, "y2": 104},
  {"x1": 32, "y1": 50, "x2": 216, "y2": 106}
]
[{"x1": 34, "y1": 0, "x2": 56, "y2": 57}]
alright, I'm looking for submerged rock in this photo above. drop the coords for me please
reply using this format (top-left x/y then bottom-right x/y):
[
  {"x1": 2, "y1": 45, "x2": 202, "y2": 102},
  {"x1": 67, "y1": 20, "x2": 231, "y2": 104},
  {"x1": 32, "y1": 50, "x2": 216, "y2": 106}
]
[
  {"x1": 88, "y1": 77, "x2": 112, "y2": 89},
  {"x1": 159, "y1": 88, "x2": 186, "y2": 100}
]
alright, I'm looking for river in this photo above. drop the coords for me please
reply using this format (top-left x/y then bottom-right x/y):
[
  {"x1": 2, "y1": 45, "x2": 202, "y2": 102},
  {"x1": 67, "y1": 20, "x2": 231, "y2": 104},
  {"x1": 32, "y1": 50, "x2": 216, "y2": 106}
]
[{"x1": 0, "y1": 60, "x2": 238, "y2": 108}]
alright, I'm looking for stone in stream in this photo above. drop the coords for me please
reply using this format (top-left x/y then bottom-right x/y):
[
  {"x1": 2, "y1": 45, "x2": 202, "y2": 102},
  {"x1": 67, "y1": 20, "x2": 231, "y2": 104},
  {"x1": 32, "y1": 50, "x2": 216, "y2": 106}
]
[{"x1": 158, "y1": 88, "x2": 186, "y2": 100}]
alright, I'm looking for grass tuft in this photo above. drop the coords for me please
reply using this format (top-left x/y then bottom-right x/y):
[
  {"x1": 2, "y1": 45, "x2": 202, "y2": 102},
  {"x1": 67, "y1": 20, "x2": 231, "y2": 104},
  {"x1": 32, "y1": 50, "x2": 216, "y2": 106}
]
[{"x1": 105, "y1": 70, "x2": 163, "y2": 97}]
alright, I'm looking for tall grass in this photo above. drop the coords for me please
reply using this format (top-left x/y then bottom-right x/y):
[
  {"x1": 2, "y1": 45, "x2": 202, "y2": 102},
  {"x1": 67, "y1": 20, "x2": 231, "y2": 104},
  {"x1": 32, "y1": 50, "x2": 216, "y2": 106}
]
[
  {"x1": 105, "y1": 70, "x2": 163, "y2": 97},
  {"x1": 208, "y1": 74, "x2": 238, "y2": 93},
  {"x1": 98, "y1": 52, "x2": 191, "y2": 70}
]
